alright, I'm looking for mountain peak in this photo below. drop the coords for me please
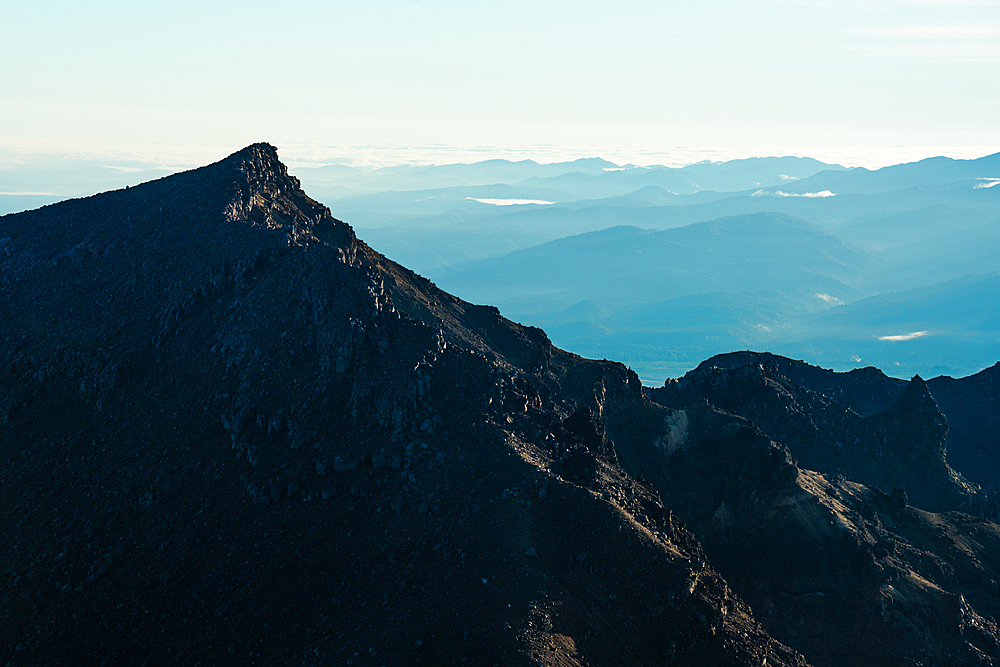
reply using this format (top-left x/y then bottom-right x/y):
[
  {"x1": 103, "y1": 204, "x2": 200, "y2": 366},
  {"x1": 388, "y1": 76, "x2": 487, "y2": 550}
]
[
  {"x1": 223, "y1": 141, "x2": 281, "y2": 165},
  {"x1": 878, "y1": 373, "x2": 949, "y2": 464},
  {"x1": 223, "y1": 143, "x2": 299, "y2": 195},
  {"x1": 214, "y1": 143, "x2": 356, "y2": 250},
  {"x1": 899, "y1": 374, "x2": 937, "y2": 413}
]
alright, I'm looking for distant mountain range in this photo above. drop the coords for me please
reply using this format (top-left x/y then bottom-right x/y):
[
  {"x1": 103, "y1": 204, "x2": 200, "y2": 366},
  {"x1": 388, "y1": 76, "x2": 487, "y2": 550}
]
[
  {"x1": 436, "y1": 213, "x2": 875, "y2": 314},
  {"x1": 771, "y1": 152, "x2": 1000, "y2": 196},
  {"x1": 310, "y1": 151, "x2": 1000, "y2": 382},
  {"x1": 295, "y1": 154, "x2": 845, "y2": 200}
]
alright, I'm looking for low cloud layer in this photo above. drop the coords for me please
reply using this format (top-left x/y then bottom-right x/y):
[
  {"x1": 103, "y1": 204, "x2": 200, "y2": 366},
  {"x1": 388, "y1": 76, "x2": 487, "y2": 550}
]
[
  {"x1": 0, "y1": 191, "x2": 57, "y2": 196},
  {"x1": 878, "y1": 331, "x2": 929, "y2": 341},
  {"x1": 752, "y1": 189, "x2": 836, "y2": 198},
  {"x1": 814, "y1": 293, "x2": 843, "y2": 304},
  {"x1": 468, "y1": 198, "x2": 555, "y2": 206}
]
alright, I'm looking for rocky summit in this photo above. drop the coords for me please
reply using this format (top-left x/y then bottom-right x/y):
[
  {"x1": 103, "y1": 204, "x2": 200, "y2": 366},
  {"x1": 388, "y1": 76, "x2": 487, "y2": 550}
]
[{"x1": 1, "y1": 144, "x2": 998, "y2": 667}]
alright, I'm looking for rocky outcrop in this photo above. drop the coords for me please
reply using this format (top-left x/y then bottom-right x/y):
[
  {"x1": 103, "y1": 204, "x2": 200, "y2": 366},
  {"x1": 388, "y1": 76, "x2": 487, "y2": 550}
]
[
  {"x1": 694, "y1": 351, "x2": 1000, "y2": 492},
  {"x1": 651, "y1": 361, "x2": 969, "y2": 512},
  {"x1": 688, "y1": 352, "x2": 908, "y2": 417},
  {"x1": 927, "y1": 363, "x2": 1000, "y2": 491},
  {"x1": 610, "y1": 401, "x2": 1000, "y2": 667}
]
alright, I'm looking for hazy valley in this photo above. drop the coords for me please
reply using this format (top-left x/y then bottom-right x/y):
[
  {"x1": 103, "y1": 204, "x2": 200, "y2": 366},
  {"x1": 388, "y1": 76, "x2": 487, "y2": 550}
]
[{"x1": 291, "y1": 151, "x2": 1000, "y2": 382}]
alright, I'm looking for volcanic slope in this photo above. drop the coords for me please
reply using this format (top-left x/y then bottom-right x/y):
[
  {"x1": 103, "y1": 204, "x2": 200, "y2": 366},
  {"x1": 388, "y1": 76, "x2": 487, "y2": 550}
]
[
  {"x1": 636, "y1": 357, "x2": 1000, "y2": 667},
  {"x1": 677, "y1": 351, "x2": 1000, "y2": 492},
  {"x1": 611, "y1": 399, "x2": 1000, "y2": 667},
  {"x1": 0, "y1": 145, "x2": 808, "y2": 666}
]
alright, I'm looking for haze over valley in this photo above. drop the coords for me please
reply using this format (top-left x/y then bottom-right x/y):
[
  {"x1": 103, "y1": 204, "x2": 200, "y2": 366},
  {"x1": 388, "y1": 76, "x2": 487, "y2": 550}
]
[{"x1": 302, "y1": 150, "x2": 1000, "y2": 382}]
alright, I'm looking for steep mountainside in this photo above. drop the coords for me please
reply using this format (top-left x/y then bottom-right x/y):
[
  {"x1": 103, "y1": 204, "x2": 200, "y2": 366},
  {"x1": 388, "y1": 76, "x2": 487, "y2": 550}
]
[
  {"x1": 638, "y1": 356, "x2": 1000, "y2": 666},
  {"x1": 3, "y1": 145, "x2": 999, "y2": 667},
  {"x1": 0, "y1": 145, "x2": 806, "y2": 666},
  {"x1": 683, "y1": 352, "x2": 1000, "y2": 491},
  {"x1": 652, "y1": 363, "x2": 968, "y2": 512},
  {"x1": 613, "y1": 401, "x2": 1000, "y2": 667},
  {"x1": 927, "y1": 364, "x2": 1000, "y2": 494}
]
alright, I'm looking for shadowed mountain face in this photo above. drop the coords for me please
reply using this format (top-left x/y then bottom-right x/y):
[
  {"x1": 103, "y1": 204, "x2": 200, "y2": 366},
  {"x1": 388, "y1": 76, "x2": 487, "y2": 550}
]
[
  {"x1": 636, "y1": 355, "x2": 1000, "y2": 666},
  {"x1": 0, "y1": 145, "x2": 807, "y2": 666},
  {"x1": 613, "y1": 402, "x2": 1000, "y2": 667},
  {"x1": 2, "y1": 145, "x2": 999, "y2": 667},
  {"x1": 678, "y1": 352, "x2": 1000, "y2": 492},
  {"x1": 651, "y1": 363, "x2": 966, "y2": 513}
]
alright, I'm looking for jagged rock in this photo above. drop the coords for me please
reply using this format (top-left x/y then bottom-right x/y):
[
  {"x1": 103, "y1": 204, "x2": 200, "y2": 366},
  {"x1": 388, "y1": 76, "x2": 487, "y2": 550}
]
[{"x1": 651, "y1": 359, "x2": 968, "y2": 512}]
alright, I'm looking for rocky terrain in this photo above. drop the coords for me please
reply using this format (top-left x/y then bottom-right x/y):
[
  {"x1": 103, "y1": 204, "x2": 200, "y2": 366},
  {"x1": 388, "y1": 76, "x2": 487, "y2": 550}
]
[
  {"x1": 1, "y1": 144, "x2": 998, "y2": 666},
  {"x1": 647, "y1": 358, "x2": 1000, "y2": 665},
  {"x1": 681, "y1": 352, "x2": 1000, "y2": 492}
]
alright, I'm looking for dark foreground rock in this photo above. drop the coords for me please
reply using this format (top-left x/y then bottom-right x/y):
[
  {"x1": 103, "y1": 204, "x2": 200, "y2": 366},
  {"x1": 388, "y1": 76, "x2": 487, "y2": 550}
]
[{"x1": 0, "y1": 145, "x2": 807, "y2": 666}]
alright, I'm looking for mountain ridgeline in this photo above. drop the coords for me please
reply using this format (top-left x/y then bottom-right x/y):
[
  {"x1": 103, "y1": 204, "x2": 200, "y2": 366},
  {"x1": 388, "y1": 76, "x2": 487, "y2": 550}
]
[{"x1": 2, "y1": 145, "x2": 1000, "y2": 667}]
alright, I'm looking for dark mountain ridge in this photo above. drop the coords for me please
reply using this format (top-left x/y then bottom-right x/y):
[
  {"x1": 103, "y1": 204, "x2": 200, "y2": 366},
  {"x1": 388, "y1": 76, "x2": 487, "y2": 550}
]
[
  {"x1": 653, "y1": 362, "x2": 966, "y2": 512},
  {"x1": 681, "y1": 351, "x2": 1000, "y2": 492},
  {"x1": 642, "y1": 353, "x2": 1000, "y2": 665},
  {"x1": 3, "y1": 145, "x2": 999, "y2": 667},
  {"x1": 1, "y1": 144, "x2": 807, "y2": 666}
]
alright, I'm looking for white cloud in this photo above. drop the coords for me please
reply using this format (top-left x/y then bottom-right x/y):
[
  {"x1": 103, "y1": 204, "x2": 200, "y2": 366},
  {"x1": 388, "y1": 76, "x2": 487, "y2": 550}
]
[
  {"x1": 814, "y1": 293, "x2": 843, "y2": 304},
  {"x1": 467, "y1": 197, "x2": 555, "y2": 206},
  {"x1": 877, "y1": 331, "x2": 929, "y2": 341},
  {"x1": 778, "y1": 174, "x2": 798, "y2": 181},
  {"x1": 0, "y1": 191, "x2": 56, "y2": 196},
  {"x1": 752, "y1": 189, "x2": 836, "y2": 198},
  {"x1": 974, "y1": 178, "x2": 1000, "y2": 189}
]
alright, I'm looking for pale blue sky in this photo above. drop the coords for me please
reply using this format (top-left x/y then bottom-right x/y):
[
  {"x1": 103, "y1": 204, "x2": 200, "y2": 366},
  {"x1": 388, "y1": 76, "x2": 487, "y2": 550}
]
[{"x1": 2, "y1": 0, "x2": 998, "y2": 167}]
